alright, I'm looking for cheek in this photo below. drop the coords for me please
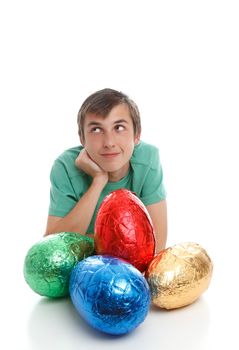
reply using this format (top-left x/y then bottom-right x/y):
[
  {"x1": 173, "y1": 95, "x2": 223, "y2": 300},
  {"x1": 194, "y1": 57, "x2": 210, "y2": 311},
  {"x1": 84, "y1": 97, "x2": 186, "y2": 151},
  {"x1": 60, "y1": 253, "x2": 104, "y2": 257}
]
[
  {"x1": 84, "y1": 139, "x2": 102, "y2": 161},
  {"x1": 121, "y1": 143, "x2": 135, "y2": 160},
  {"x1": 84, "y1": 136, "x2": 99, "y2": 150},
  {"x1": 125, "y1": 138, "x2": 135, "y2": 151},
  {"x1": 120, "y1": 133, "x2": 134, "y2": 145},
  {"x1": 127, "y1": 147, "x2": 135, "y2": 159}
]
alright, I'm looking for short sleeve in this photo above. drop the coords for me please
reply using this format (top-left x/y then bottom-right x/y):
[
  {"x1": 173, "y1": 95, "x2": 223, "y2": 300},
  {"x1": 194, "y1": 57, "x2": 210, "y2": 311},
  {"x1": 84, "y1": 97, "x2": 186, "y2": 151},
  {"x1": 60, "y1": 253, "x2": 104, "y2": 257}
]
[
  {"x1": 48, "y1": 159, "x2": 78, "y2": 217},
  {"x1": 140, "y1": 148, "x2": 166, "y2": 206}
]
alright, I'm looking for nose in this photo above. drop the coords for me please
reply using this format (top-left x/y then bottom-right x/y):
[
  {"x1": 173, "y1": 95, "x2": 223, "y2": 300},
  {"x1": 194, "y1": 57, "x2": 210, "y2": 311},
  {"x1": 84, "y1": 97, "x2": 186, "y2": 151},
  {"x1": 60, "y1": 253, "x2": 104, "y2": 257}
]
[{"x1": 102, "y1": 131, "x2": 116, "y2": 149}]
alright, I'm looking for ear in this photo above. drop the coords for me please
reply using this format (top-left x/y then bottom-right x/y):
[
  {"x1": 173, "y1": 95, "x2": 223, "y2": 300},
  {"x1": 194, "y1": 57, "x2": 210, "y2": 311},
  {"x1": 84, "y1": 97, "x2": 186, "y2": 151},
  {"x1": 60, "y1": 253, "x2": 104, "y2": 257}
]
[
  {"x1": 134, "y1": 133, "x2": 141, "y2": 146},
  {"x1": 80, "y1": 135, "x2": 85, "y2": 147}
]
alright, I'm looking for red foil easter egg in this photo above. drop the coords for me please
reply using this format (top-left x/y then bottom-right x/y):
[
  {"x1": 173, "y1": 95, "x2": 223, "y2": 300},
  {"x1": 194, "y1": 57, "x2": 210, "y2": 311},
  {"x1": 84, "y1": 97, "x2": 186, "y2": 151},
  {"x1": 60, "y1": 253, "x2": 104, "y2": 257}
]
[{"x1": 94, "y1": 189, "x2": 155, "y2": 272}]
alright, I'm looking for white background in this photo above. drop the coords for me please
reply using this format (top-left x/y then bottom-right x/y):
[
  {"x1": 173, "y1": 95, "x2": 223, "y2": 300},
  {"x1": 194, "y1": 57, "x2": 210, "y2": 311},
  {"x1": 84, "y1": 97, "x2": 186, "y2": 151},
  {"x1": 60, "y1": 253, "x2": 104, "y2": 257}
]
[{"x1": 1, "y1": 1, "x2": 238, "y2": 349}]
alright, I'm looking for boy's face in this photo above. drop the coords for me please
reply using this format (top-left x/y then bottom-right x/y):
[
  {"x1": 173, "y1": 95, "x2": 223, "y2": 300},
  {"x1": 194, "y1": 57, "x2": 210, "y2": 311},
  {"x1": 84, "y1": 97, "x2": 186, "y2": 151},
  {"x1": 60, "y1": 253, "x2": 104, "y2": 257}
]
[{"x1": 81, "y1": 103, "x2": 140, "y2": 180}]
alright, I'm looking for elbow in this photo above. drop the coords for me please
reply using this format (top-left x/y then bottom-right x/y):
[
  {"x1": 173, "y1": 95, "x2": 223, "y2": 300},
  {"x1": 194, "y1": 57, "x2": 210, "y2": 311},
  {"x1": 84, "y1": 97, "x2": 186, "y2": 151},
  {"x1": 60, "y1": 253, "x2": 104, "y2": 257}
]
[{"x1": 43, "y1": 230, "x2": 56, "y2": 237}]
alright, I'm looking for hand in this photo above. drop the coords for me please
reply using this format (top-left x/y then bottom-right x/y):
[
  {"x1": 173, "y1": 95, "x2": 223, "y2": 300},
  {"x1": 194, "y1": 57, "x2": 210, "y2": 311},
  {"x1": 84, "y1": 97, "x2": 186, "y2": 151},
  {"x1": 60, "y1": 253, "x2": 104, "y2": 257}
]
[{"x1": 75, "y1": 149, "x2": 109, "y2": 184}]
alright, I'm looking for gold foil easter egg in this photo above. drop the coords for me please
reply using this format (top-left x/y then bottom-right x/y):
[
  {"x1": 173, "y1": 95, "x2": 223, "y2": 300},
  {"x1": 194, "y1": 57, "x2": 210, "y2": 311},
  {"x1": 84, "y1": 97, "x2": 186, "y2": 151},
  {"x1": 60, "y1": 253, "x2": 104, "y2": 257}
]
[{"x1": 145, "y1": 242, "x2": 213, "y2": 309}]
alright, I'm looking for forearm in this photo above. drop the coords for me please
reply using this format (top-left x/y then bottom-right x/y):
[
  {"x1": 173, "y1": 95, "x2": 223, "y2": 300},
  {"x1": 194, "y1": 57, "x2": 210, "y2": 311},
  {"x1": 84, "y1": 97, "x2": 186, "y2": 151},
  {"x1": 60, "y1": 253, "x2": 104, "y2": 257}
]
[
  {"x1": 45, "y1": 178, "x2": 106, "y2": 236},
  {"x1": 155, "y1": 230, "x2": 167, "y2": 254},
  {"x1": 146, "y1": 200, "x2": 167, "y2": 255}
]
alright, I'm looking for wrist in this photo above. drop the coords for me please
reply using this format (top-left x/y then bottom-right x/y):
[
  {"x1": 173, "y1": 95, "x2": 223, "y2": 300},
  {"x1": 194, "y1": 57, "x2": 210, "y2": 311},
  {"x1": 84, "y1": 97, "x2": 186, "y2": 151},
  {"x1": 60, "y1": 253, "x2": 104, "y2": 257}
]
[{"x1": 92, "y1": 175, "x2": 108, "y2": 188}]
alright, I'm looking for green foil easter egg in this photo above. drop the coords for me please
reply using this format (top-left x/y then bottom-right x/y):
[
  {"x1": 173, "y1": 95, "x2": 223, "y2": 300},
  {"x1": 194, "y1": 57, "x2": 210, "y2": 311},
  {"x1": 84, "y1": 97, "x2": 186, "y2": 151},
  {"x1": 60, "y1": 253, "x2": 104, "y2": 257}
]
[{"x1": 23, "y1": 232, "x2": 94, "y2": 298}]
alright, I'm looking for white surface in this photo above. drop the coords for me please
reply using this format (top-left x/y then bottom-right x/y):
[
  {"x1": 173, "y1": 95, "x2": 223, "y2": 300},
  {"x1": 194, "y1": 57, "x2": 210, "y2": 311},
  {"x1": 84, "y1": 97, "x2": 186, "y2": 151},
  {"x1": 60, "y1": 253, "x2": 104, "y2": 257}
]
[
  {"x1": 3, "y1": 250, "x2": 239, "y2": 350},
  {"x1": 1, "y1": 1, "x2": 239, "y2": 349}
]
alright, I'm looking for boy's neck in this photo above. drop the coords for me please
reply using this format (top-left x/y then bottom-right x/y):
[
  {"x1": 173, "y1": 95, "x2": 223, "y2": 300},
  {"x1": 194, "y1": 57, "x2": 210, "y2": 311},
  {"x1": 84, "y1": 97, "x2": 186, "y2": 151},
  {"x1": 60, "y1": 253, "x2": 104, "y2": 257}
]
[{"x1": 108, "y1": 162, "x2": 130, "y2": 182}]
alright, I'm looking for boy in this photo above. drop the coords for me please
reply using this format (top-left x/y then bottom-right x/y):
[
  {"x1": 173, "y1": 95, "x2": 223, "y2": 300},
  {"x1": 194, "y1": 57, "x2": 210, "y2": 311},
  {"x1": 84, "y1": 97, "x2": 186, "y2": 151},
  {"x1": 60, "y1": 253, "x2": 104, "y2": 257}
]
[{"x1": 45, "y1": 88, "x2": 167, "y2": 253}]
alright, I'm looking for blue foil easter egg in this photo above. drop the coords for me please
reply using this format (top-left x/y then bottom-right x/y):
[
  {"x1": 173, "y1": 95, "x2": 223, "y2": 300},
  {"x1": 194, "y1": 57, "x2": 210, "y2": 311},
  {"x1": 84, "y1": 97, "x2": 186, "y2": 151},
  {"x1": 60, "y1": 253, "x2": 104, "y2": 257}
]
[{"x1": 69, "y1": 255, "x2": 151, "y2": 335}]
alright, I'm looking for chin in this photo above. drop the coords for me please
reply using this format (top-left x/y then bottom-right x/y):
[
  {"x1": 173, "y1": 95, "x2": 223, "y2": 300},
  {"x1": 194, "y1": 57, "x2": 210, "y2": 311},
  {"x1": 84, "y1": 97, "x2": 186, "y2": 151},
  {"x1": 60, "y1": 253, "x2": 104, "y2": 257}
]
[{"x1": 101, "y1": 165, "x2": 119, "y2": 173}]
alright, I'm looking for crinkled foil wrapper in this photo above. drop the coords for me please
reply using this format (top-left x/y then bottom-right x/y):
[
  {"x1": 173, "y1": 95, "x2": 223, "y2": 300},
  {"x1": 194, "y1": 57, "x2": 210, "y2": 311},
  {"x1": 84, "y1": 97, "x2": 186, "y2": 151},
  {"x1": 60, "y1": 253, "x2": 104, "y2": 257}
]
[
  {"x1": 145, "y1": 242, "x2": 213, "y2": 309},
  {"x1": 95, "y1": 189, "x2": 155, "y2": 272},
  {"x1": 23, "y1": 232, "x2": 94, "y2": 298},
  {"x1": 69, "y1": 255, "x2": 151, "y2": 335}
]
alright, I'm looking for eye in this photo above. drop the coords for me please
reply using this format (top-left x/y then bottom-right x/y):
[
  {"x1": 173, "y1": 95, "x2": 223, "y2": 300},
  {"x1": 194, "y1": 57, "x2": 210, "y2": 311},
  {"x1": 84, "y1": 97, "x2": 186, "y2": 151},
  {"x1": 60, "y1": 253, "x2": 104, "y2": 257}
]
[
  {"x1": 115, "y1": 125, "x2": 125, "y2": 131},
  {"x1": 91, "y1": 127, "x2": 102, "y2": 133}
]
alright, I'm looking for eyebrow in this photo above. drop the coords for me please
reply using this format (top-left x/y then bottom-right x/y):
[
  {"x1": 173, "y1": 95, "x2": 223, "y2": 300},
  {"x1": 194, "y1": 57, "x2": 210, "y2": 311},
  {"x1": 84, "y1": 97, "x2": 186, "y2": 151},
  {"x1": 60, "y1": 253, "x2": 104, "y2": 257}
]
[{"x1": 86, "y1": 119, "x2": 129, "y2": 128}]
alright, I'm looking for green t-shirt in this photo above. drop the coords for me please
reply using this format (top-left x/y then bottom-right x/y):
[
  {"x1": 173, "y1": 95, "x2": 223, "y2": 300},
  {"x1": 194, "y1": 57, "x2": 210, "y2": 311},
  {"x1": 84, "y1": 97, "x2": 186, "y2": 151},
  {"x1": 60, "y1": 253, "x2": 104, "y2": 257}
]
[{"x1": 48, "y1": 140, "x2": 166, "y2": 234}]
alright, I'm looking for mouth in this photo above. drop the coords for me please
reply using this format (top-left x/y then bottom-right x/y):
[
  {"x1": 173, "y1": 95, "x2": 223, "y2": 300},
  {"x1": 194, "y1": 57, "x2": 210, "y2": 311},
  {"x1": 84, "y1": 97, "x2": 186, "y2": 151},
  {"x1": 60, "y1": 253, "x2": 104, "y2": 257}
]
[{"x1": 100, "y1": 153, "x2": 120, "y2": 158}]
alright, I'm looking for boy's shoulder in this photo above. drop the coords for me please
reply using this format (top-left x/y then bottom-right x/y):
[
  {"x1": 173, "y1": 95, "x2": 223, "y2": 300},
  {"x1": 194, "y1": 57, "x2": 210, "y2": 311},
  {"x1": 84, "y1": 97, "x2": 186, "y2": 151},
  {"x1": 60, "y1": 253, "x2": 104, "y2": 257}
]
[
  {"x1": 57, "y1": 145, "x2": 83, "y2": 162},
  {"x1": 52, "y1": 145, "x2": 84, "y2": 176},
  {"x1": 131, "y1": 140, "x2": 160, "y2": 169}
]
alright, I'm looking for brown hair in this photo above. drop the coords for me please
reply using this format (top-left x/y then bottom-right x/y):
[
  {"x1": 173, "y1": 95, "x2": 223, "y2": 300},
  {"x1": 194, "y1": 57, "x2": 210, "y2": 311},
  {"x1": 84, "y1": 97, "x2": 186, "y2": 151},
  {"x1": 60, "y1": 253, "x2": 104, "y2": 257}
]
[{"x1": 77, "y1": 88, "x2": 141, "y2": 143}]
